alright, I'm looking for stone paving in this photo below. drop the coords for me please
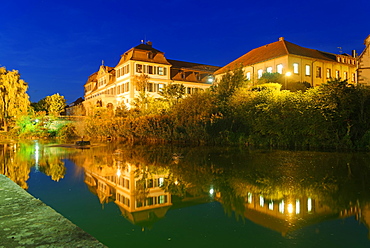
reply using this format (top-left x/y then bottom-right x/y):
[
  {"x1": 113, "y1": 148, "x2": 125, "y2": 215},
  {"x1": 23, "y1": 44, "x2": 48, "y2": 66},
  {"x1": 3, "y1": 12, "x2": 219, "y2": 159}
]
[{"x1": 0, "y1": 174, "x2": 106, "y2": 248}]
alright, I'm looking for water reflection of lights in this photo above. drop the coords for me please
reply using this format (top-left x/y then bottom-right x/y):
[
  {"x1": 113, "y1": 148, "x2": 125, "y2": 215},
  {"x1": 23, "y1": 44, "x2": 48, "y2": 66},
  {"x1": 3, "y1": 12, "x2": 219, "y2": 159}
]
[
  {"x1": 34, "y1": 141, "x2": 39, "y2": 172},
  {"x1": 307, "y1": 198, "x2": 312, "y2": 212},
  {"x1": 279, "y1": 200, "x2": 285, "y2": 214},
  {"x1": 268, "y1": 201, "x2": 274, "y2": 210},
  {"x1": 260, "y1": 196, "x2": 264, "y2": 207},
  {"x1": 287, "y1": 203, "x2": 294, "y2": 214},
  {"x1": 296, "y1": 200, "x2": 300, "y2": 214},
  {"x1": 247, "y1": 192, "x2": 252, "y2": 204}
]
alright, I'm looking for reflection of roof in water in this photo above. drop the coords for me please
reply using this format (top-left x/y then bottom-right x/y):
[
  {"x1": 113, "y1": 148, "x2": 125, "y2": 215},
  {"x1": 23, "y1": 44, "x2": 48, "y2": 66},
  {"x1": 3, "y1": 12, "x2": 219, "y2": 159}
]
[
  {"x1": 118, "y1": 205, "x2": 172, "y2": 229},
  {"x1": 86, "y1": 185, "x2": 114, "y2": 205},
  {"x1": 244, "y1": 208, "x2": 338, "y2": 236}
]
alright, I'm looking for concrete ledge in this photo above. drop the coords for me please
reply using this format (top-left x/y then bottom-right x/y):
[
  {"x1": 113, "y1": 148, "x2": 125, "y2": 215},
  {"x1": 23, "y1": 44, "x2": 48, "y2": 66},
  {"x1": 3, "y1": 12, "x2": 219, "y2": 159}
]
[{"x1": 0, "y1": 174, "x2": 106, "y2": 248}]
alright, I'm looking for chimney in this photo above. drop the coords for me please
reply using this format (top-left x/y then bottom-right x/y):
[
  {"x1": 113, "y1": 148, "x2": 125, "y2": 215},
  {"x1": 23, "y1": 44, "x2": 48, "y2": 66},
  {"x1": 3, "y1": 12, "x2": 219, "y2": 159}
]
[
  {"x1": 146, "y1": 41, "x2": 152, "y2": 47},
  {"x1": 279, "y1": 37, "x2": 284, "y2": 41},
  {"x1": 352, "y1": 50, "x2": 357, "y2": 58}
]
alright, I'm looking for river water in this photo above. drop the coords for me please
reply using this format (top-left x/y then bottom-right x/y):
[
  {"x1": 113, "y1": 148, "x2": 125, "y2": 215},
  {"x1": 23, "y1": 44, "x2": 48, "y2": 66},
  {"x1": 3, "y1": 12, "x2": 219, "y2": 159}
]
[{"x1": 1, "y1": 141, "x2": 370, "y2": 248}]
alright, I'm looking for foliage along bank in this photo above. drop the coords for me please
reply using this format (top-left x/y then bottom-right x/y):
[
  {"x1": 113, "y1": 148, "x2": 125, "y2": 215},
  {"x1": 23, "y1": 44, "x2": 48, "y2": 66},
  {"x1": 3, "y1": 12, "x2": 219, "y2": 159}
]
[{"x1": 68, "y1": 68, "x2": 370, "y2": 150}]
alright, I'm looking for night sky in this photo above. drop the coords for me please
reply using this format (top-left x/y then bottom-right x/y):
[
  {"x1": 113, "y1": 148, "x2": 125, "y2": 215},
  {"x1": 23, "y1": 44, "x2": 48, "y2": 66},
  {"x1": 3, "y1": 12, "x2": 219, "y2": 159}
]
[{"x1": 1, "y1": 0, "x2": 369, "y2": 103}]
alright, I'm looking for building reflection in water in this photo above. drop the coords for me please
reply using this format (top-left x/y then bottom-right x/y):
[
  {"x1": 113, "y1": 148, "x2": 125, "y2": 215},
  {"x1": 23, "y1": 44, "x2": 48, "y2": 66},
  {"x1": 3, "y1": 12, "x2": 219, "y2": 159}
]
[
  {"x1": 3, "y1": 142, "x2": 370, "y2": 237},
  {"x1": 83, "y1": 162, "x2": 172, "y2": 228},
  {"x1": 79, "y1": 157, "x2": 367, "y2": 236}
]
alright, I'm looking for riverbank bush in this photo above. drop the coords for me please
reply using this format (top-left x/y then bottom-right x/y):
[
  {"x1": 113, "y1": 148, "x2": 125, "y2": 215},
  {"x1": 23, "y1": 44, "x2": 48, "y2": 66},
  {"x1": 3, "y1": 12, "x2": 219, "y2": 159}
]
[{"x1": 76, "y1": 77, "x2": 370, "y2": 150}]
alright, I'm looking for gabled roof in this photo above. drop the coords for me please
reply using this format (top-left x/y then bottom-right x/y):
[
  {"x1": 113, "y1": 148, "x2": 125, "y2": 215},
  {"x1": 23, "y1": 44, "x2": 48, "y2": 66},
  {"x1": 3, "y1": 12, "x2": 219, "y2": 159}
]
[
  {"x1": 215, "y1": 38, "x2": 346, "y2": 75},
  {"x1": 168, "y1": 59, "x2": 221, "y2": 73}
]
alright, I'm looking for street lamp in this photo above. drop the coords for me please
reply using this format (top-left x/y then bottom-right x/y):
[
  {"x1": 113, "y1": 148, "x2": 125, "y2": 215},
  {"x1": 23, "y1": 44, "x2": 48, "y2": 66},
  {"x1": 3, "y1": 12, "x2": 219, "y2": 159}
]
[{"x1": 285, "y1": 72, "x2": 292, "y2": 89}]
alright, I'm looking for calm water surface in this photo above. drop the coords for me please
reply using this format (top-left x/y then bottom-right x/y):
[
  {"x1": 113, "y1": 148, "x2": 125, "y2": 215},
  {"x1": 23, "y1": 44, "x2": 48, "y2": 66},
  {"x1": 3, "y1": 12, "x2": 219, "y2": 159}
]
[{"x1": 1, "y1": 141, "x2": 370, "y2": 248}]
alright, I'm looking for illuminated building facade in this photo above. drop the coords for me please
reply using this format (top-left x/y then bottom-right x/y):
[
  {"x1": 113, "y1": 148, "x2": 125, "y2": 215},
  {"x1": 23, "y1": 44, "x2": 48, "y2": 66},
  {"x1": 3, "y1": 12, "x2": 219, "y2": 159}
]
[
  {"x1": 83, "y1": 41, "x2": 219, "y2": 112},
  {"x1": 358, "y1": 35, "x2": 370, "y2": 86},
  {"x1": 214, "y1": 37, "x2": 358, "y2": 87}
]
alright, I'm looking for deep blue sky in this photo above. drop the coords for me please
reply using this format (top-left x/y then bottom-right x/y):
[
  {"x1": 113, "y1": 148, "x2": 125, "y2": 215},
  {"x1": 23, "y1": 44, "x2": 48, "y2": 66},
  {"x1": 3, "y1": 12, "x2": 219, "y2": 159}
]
[{"x1": 1, "y1": 0, "x2": 369, "y2": 103}]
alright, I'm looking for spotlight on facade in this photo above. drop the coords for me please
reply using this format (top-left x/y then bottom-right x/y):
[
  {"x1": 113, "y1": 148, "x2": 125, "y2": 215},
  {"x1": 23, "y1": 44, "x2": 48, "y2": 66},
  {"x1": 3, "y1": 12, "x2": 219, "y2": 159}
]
[{"x1": 207, "y1": 75, "x2": 215, "y2": 83}]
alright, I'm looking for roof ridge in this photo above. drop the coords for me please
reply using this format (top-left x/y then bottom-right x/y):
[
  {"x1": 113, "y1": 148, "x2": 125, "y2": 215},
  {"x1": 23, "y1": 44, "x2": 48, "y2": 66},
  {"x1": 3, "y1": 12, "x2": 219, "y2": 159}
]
[{"x1": 282, "y1": 40, "x2": 291, "y2": 54}]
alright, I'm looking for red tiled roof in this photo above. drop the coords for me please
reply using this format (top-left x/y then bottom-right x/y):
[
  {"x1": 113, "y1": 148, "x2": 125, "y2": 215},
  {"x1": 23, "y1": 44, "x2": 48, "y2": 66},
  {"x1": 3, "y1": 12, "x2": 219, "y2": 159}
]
[{"x1": 214, "y1": 39, "x2": 342, "y2": 75}]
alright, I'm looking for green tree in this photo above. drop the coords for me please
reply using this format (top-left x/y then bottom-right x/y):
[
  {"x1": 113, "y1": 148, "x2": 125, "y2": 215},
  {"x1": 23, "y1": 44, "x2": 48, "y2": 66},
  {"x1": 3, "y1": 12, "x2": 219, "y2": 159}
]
[
  {"x1": 133, "y1": 73, "x2": 150, "y2": 92},
  {"x1": 0, "y1": 67, "x2": 30, "y2": 131},
  {"x1": 159, "y1": 82, "x2": 185, "y2": 106},
  {"x1": 212, "y1": 65, "x2": 247, "y2": 100},
  {"x1": 256, "y1": 72, "x2": 282, "y2": 85},
  {"x1": 42, "y1": 93, "x2": 66, "y2": 116}
]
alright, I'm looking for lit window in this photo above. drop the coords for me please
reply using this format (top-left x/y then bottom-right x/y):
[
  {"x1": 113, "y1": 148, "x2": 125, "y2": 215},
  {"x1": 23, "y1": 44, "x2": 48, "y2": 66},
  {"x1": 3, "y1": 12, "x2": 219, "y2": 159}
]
[
  {"x1": 293, "y1": 63, "x2": 299, "y2": 74},
  {"x1": 335, "y1": 70, "x2": 340, "y2": 78},
  {"x1": 305, "y1": 65, "x2": 311, "y2": 76},
  {"x1": 277, "y1": 64, "x2": 283, "y2": 74},
  {"x1": 352, "y1": 73, "x2": 356, "y2": 82},
  {"x1": 247, "y1": 192, "x2": 252, "y2": 204},
  {"x1": 267, "y1": 67, "x2": 273, "y2": 73},
  {"x1": 307, "y1": 198, "x2": 312, "y2": 212},
  {"x1": 296, "y1": 200, "x2": 300, "y2": 214},
  {"x1": 344, "y1": 71, "x2": 348, "y2": 79},
  {"x1": 158, "y1": 84, "x2": 164, "y2": 92},
  {"x1": 259, "y1": 196, "x2": 264, "y2": 207},
  {"x1": 268, "y1": 201, "x2": 274, "y2": 210},
  {"x1": 246, "y1": 72, "x2": 251, "y2": 80},
  {"x1": 158, "y1": 178, "x2": 164, "y2": 187},
  {"x1": 279, "y1": 200, "x2": 285, "y2": 213},
  {"x1": 257, "y1": 69, "x2": 263, "y2": 79},
  {"x1": 326, "y1": 68, "x2": 331, "y2": 79}
]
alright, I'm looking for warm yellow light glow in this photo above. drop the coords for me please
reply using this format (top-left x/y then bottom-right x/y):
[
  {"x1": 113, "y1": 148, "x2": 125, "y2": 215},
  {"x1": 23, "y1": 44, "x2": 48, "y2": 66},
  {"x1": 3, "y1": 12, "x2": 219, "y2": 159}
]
[
  {"x1": 285, "y1": 72, "x2": 292, "y2": 77},
  {"x1": 247, "y1": 192, "x2": 252, "y2": 204},
  {"x1": 174, "y1": 180, "x2": 179, "y2": 185},
  {"x1": 279, "y1": 200, "x2": 285, "y2": 213},
  {"x1": 116, "y1": 168, "x2": 121, "y2": 177},
  {"x1": 288, "y1": 203, "x2": 294, "y2": 214},
  {"x1": 268, "y1": 201, "x2": 274, "y2": 210},
  {"x1": 296, "y1": 200, "x2": 300, "y2": 214},
  {"x1": 259, "y1": 196, "x2": 264, "y2": 207},
  {"x1": 308, "y1": 198, "x2": 312, "y2": 212}
]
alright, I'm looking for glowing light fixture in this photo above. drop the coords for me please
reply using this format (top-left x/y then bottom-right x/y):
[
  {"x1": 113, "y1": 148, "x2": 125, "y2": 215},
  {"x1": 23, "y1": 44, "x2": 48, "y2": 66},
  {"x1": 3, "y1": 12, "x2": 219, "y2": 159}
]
[
  {"x1": 209, "y1": 188, "x2": 214, "y2": 195},
  {"x1": 207, "y1": 75, "x2": 214, "y2": 83}
]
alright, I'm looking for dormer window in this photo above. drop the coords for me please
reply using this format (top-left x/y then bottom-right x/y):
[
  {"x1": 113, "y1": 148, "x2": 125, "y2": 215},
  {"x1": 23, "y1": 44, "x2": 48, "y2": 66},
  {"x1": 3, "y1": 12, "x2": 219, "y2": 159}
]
[{"x1": 147, "y1": 52, "x2": 154, "y2": 59}]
